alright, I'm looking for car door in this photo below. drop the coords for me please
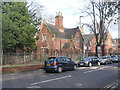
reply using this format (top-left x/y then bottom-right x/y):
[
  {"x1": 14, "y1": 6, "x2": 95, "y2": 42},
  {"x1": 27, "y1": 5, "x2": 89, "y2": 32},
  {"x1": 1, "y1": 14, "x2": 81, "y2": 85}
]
[
  {"x1": 67, "y1": 58, "x2": 74, "y2": 70},
  {"x1": 106, "y1": 56, "x2": 109, "y2": 63},
  {"x1": 92, "y1": 57, "x2": 98, "y2": 65},
  {"x1": 64, "y1": 57, "x2": 71, "y2": 70},
  {"x1": 61, "y1": 57, "x2": 70, "y2": 70},
  {"x1": 94, "y1": 57, "x2": 99, "y2": 64}
]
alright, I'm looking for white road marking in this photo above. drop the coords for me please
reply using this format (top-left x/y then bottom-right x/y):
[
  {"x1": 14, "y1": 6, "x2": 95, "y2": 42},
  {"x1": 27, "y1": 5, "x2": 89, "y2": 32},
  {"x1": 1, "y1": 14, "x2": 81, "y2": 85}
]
[
  {"x1": 77, "y1": 67, "x2": 87, "y2": 69},
  {"x1": 113, "y1": 67, "x2": 117, "y2": 69},
  {"x1": 84, "y1": 66, "x2": 109, "y2": 73},
  {"x1": 76, "y1": 84, "x2": 82, "y2": 86},
  {"x1": 30, "y1": 75, "x2": 72, "y2": 86},
  {"x1": 90, "y1": 66, "x2": 98, "y2": 69},
  {"x1": 77, "y1": 66, "x2": 98, "y2": 70},
  {"x1": 27, "y1": 85, "x2": 41, "y2": 88}
]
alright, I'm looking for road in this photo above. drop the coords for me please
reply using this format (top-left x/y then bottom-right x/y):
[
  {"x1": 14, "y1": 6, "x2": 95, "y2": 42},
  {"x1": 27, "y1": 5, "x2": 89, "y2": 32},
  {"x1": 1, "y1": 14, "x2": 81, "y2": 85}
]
[{"x1": 2, "y1": 63, "x2": 119, "y2": 89}]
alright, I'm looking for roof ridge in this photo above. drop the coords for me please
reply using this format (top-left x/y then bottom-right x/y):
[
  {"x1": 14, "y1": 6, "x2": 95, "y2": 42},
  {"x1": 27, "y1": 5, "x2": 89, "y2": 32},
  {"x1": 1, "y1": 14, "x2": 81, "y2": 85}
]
[{"x1": 64, "y1": 27, "x2": 78, "y2": 30}]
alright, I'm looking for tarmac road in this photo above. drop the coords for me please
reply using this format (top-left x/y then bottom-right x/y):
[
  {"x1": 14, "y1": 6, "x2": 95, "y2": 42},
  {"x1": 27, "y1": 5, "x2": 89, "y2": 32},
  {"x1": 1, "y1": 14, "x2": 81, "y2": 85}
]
[{"x1": 2, "y1": 63, "x2": 119, "y2": 89}]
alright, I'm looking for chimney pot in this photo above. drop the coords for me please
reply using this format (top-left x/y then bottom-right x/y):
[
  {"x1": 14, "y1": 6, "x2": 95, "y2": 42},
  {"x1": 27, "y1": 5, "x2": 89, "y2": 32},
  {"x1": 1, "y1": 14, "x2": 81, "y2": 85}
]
[{"x1": 90, "y1": 31, "x2": 92, "y2": 34}]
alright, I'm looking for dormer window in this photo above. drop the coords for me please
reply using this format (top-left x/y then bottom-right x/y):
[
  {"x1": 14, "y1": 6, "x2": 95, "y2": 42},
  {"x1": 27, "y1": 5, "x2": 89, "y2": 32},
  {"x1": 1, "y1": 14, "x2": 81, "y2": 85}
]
[{"x1": 42, "y1": 34, "x2": 47, "y2": 42}]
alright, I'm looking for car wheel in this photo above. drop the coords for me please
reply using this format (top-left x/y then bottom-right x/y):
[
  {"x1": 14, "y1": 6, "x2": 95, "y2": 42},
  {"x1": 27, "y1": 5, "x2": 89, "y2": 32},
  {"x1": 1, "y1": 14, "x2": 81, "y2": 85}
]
[
  {"x1": 110, "y1": 61, "x2": 113, "y2": 64},
  {"x1": 88, "y1": 62, "x2": 92, "y2": 67},
  {"x1": 97, "y1": 62, "x2": 100, "y2": 66},
  {"x1": 73, "y1": 65, "x2": 77, "y2": 70},
  {"x1": 57, "y1": 67, "x2": 62, "y2": 73}
]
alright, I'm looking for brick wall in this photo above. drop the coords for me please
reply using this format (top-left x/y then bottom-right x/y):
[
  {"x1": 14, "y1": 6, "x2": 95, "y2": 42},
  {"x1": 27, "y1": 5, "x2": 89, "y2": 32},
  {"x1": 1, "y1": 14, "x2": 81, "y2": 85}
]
[
  {"x1": 2, "y1": 65, "x2": 44, "y2": 74},
  {"x1": 36, "y1": 25, "x2": 53, "y2": 54}
]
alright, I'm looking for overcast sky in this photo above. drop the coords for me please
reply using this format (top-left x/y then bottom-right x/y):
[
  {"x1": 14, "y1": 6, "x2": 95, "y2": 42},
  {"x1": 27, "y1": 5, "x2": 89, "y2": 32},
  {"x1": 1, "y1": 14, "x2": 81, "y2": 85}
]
[{"x1": 27, "y1": 0, "x2": 118, "y2": 39}]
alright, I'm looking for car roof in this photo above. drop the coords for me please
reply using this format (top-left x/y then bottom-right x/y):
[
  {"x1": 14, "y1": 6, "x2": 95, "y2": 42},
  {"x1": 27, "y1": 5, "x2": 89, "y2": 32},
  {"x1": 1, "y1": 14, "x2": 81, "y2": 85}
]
[
  {"x1": 48, "y1": 57, "x2": 69, "y2": 59},
  {"x1": 87, "y1": 57, "x2": 97, "y2": 58}
]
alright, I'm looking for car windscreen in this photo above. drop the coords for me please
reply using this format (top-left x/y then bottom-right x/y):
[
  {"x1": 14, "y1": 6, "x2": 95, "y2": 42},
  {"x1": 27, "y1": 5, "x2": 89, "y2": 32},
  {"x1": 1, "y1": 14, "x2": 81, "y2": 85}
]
[
  {"x1": 84, "y1": 58, "x2": 90, "y2": 61},
  {"x1": 99, "y1": 57, "x2": 106, "y2": 59}
]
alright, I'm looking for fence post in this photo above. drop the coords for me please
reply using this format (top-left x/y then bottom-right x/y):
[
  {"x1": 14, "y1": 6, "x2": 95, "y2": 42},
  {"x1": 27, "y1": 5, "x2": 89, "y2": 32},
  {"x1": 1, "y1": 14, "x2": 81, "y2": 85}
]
[
  {"x1": 0, "y1": 51, "x2": 3, "y2": 66},
  {"x1": 24, "y1": 52, "x2": 26, "y2": 64}
]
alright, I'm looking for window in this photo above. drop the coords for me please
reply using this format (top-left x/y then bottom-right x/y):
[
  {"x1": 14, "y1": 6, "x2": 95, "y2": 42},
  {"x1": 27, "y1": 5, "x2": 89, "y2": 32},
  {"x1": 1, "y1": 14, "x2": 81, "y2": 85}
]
[
  {"x1": 94, "y1": 41, "x2": 96, "y2": 45},
  {"x1": 112, "y1": 44, "x2": 115, "y2": 48},
  {"x1": 42, "y1": 34, "x2": 47, "y2": 42},
  {"x1": 112, "y1": 40, "x2": 115, "y2": 44},
  {"x1": 85, "y1": 45, "x2": 87, "y2": 50},
  {"x1": 56, "y1": 58, "x2": 61, "y2": 62},
  {"x1": 61, "y1": 58, "x2": 65, "y2": 61},
  {"x1": 65, "y1": 57, "x2": 71, "y2": 62},
  {"x1": 89, "y1": 46, "x2": 91, "y2": 50}
]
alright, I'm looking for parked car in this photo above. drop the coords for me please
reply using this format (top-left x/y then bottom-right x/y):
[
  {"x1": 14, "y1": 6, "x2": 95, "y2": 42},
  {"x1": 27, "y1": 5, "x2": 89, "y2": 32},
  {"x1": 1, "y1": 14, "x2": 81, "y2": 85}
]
[
  {"x1": 44, "y1": 57, "x2": 77, "y2": 73},
  {"x1": 111, "y1": 55, "x2": 119, "y2": 62},
  {"x1": 98, "y1": 56, "x2": 112, "y2": 64},
  {"x1": 78, "y1": 57, "x2": 100, "y2": 67}
]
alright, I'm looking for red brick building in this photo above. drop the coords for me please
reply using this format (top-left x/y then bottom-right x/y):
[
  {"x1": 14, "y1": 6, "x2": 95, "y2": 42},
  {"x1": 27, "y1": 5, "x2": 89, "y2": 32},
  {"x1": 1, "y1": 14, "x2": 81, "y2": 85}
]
[
  {"x1": 35, "y1": 12, "x2": 84, "y2": 60},
  {"x1": 82, "y1": 29, "x2": 113, "y2": 57},
  {"x1": 112, "y1": 38, "x2": 120, "y2": 54}
]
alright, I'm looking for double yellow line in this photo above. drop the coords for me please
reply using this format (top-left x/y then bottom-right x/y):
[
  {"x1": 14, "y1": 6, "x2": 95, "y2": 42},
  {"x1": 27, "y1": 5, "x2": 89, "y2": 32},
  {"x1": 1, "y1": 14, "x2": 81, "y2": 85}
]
[
  {"x1": 101, "y1": 84, "x2": 113, "y2": 90},
  {"x1": 101, "y1": 80, "x2": 119, "y2": 90}
]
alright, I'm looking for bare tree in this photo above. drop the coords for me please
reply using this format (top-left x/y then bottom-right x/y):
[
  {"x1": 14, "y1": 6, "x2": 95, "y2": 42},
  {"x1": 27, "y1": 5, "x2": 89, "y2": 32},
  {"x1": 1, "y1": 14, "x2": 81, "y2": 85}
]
[{"x1": 80, "y1": 0, "x2": 119, "y2": 56}]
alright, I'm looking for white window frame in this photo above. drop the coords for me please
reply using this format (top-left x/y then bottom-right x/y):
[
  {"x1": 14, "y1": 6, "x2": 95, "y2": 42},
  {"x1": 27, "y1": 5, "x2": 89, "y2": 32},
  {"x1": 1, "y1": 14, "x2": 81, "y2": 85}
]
[{"x1": 42, "y1": 33, "x2": 47, "y2": 42}]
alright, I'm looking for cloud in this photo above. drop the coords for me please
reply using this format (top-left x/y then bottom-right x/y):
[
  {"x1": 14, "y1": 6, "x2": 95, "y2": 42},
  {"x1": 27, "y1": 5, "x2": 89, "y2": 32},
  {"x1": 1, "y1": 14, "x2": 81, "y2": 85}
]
[{"x1": 27, "y1": 0, "x2": 118, "y2": 39}]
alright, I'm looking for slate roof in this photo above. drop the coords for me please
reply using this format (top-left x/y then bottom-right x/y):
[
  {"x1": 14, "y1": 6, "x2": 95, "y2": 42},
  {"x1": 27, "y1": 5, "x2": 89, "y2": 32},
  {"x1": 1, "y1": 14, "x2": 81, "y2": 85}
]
[
  {"x1": 83, "y1": 31, "x2": 109, "y2": 45},
  {"x1": 46, "y1": 23, "x2": 79, "y2": 39},
  {"x1": 83, "y1": 34, "x2": 95, "y2": 42}
]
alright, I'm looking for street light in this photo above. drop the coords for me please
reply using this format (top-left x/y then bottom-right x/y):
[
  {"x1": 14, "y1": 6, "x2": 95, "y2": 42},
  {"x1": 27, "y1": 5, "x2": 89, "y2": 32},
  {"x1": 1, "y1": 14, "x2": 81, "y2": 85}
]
[{"x1": 79, "y1": 16, "x2": 83, "y2": 61}]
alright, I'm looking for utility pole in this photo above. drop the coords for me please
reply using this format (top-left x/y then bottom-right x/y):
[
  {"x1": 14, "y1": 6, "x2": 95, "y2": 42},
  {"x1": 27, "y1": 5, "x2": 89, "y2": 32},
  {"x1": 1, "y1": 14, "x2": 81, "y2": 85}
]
[{"x1": 79, "y1": 16, "x2": 83, "y2": 61}]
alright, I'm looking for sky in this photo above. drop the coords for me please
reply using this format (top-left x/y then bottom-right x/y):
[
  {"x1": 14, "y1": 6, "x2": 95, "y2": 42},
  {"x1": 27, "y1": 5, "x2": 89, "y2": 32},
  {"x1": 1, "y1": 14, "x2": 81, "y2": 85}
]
[{"x1": 27, "y1": 0, "x2": 118, "y2": 39}]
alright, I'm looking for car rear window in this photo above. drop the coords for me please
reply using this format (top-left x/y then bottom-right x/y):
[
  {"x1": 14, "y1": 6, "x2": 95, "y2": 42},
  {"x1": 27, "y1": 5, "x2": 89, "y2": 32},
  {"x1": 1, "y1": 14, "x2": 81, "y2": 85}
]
[
  {"x1": 111, "y1": 56, "x2": 116, "y2": 58},
  {"x1": 47, "y1": 57, "x2": 56, "y2": 63}
]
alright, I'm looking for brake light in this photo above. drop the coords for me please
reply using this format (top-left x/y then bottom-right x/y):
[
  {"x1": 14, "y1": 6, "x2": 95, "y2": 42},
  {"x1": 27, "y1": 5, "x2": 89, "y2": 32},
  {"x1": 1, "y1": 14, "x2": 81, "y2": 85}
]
[{"x1": 54, "y1": 61, "x2": 57, "y2": 66}]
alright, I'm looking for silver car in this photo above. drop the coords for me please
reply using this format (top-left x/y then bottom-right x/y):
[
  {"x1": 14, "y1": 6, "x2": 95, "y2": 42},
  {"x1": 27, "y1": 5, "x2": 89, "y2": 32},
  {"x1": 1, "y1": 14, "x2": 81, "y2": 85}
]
[
  {"x1": 99, "y1": 56, "x2": 112, "y2": 64},
  {"x1": 111, "y1": 55, "x2": 119, "y2": 62}
]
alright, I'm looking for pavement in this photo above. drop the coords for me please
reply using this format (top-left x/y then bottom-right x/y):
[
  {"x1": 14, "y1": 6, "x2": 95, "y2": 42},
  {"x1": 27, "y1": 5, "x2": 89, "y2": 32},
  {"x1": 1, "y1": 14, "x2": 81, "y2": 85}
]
[{"x1": 1, "y1": 63, "x2": 119, "y2": 89}]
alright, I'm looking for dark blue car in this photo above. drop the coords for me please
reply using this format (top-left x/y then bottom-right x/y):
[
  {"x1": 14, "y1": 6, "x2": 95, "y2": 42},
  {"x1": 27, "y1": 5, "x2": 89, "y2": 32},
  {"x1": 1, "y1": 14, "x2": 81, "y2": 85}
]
[{"x1": 44, "y1": 57, "x2": 77, "y2": 73}]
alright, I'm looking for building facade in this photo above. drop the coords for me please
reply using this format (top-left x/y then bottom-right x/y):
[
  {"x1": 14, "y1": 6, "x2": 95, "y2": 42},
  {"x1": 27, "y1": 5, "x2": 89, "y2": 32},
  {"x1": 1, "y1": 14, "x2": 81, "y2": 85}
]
[
  {"x1": 35, "y1": 12, "x2": 84, "y2": 60},
  {"x1": 82, "y1": 29, "x2": 113, "y2": 57}
]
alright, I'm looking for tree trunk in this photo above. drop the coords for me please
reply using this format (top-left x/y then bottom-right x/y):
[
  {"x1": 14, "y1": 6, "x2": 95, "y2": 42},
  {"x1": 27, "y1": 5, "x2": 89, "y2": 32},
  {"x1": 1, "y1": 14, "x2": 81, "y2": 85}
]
[
  {"x1": 95, "y1": 45, "x2": 98, "y2": 57},
  {"x1": 102, "y1": 40, "x2": 105, "y2": 56}
]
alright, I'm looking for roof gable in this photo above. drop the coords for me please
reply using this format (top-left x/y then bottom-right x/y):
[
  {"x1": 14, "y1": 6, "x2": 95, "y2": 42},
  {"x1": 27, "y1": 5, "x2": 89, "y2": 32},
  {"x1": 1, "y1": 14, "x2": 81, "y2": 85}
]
[
  {"x1": 46, "y1": 23, "x2": 79, "y2": 40},
  {"x1": 83, "y1": 34, "x2": 94, "y2": 42}
]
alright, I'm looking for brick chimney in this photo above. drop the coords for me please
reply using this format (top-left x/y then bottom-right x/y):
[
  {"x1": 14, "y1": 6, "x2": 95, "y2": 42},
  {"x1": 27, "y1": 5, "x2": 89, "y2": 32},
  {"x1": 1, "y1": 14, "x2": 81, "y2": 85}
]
[
  {"x1": 55, "y1": 12, "x2": 64, "y2": 32},
  {"x1": 81, "y1": 25, "x2": 84, "y2": 35},
  {"x1": 90, "y1": 31, "x2": 93, "y2": 34}
]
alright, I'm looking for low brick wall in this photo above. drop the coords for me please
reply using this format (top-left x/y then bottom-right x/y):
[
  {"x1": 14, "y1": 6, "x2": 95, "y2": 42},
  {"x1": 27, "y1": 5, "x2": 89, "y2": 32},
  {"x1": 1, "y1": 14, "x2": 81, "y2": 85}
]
[{"x1": 2, "y1": 64, "x2": 44, "y2": 74}]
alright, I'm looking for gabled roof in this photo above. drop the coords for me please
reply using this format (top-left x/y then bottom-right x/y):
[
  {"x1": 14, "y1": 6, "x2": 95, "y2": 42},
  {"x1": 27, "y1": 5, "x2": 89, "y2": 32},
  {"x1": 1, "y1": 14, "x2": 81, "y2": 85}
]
[
  {"x1": 46, "y1": 23, "x2": 79, "y2": 39},
  {"x1": 83, "y1": 34, "x2": 95, "y2": 42},
  {"x1": 83, "y1": 31, "x2": 110, "y2": 42}
]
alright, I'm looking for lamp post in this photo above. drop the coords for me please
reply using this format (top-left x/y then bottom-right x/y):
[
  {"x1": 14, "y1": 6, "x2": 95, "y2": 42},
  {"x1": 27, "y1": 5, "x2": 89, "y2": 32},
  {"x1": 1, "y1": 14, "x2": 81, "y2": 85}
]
[{"x1": 79, "y1": 16, "x2": 83, "y2": 61}]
